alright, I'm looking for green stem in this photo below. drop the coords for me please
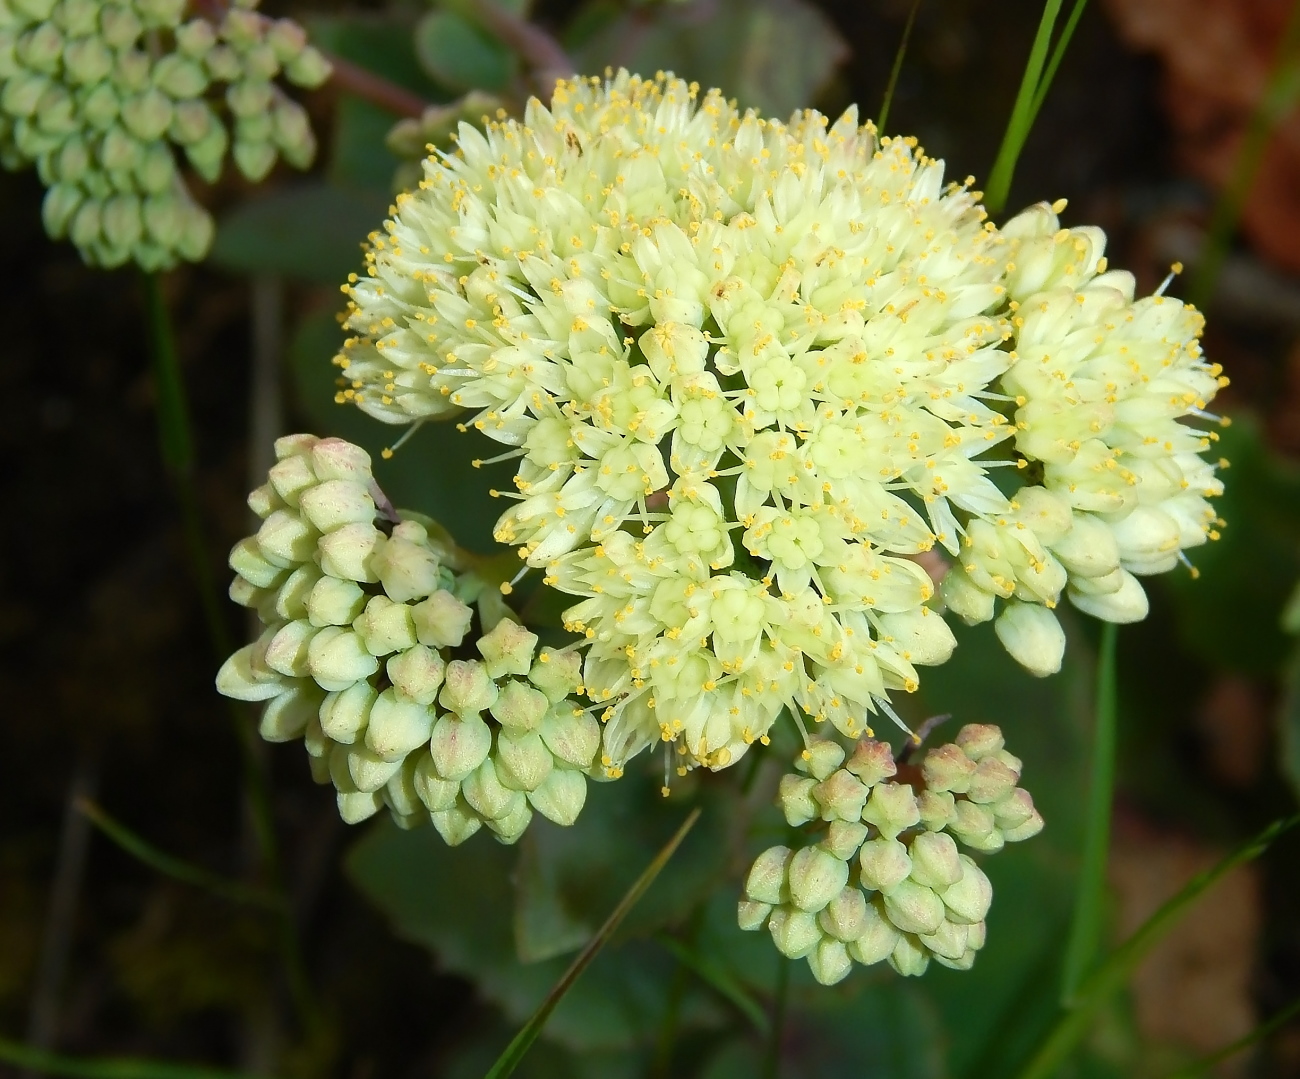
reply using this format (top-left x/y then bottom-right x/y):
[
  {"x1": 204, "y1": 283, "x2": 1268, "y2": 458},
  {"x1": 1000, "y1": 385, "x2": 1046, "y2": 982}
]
[
  {"x1": 1060, "y1": 621, "x2": 1118, "y2": 1003},
  {"x1": 1026, "y1": 0, "x2": 1089, "y2": 128},
  {"x1": 1161, "y1": 993, "x2": 1300, "y2": 1078},
  {"x1": 483, "y1": 807, "x2": 702, "y2": 1079},
  {"x1": 762, "y1": 956, "x2": 789, "y2": 1079},
  {"x1": 1189, "y1": 0, "x2": 1300, "y2": 310},
  {"x1": 876, "y1": 0, "x2": 922, "y2": 135},
  {"x1": 985, "y1": 0, "x2": 1063, "y2": 214},
  {"x1": 0, "y1": 1035, "x2": 268, "y2": 1079}
]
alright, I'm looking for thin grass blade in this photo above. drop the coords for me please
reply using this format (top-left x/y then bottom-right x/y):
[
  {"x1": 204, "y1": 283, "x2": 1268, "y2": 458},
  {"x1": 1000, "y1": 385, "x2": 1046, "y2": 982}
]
[
  {"x1": 876, "y1": 0, "x2": 923, "y2": 135},
  {"x1": 1161, "y1": 994, "x2": 1300, "y2": 1079},
  {"x1": 1060, "y1": 621, "x2": 1118, "y2": 1003},
  {"x1": 1026, "y1": 0, "x2": 1089, "y2": 127},
  {"x1": 656, "y1": 933, "x2": 770, "y2": 1035},
  {"x1": 0, "y1": 1036, "x2": 270, "y2": 1079},
  {"x1": 483, "y1": 806, "x2": 702, "y2": 1079},
  {"x1": 1016, "y1": 814, "x2": 1300, "y2": 1079}
]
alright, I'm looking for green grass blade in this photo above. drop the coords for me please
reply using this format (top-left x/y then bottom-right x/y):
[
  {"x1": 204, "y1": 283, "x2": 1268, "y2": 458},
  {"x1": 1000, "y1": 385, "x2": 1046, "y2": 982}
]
[
  {"x1": 1161, "y1": 993, "x2": 1300, "y2": 1078},
  {"x1": 483, "y1": 806, "x2": 702, "y2": 1079},
  {"x1": 1060, "y1": 621, "x2": 1118, "y2": 1003},
  {"x1": 0, "y1": 1035, "x2": 270, "y2": 1079},
  {"x1": 1189, "y1": 0, "x2": 1300, "y2": 310},
  {"x1": 1026, "y1": 0, "x2": 1089, "y2": 127},
  {"x1": 656, "y1": 933, "x2": 770, "y2": 1035},
  {"x1": 1017, "y1": 814, "x2": 1300, "y2": 1079},
  {"x1": 985, "y1": 0, "x2": 1063, "y2": 213},
  {"x1": 77, "y1": 799, "x2": 283, "y2": 911},
  {"x1": 762, "y1": 955, "x2": 790, "y2": 1079},
  {"x1": 876, "y1": 0, "x2": 923, "y2": 135}
]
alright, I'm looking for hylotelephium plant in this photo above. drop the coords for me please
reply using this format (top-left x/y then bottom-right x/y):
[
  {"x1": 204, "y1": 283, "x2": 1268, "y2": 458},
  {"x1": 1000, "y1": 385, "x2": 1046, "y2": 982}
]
[{"x1": 218, "y1": 70, "x2": 1227, "y2": 986}]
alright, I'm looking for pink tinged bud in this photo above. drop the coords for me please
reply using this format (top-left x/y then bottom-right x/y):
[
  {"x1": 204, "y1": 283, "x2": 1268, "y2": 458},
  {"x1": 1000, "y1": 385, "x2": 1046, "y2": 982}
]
[
  {"x1": 268, "y1": 452, "x2": 316, "y2": 505},
  {"x1": 307, "y1": 575, "x2": 366, "y2": 627},
  {"x1": 768, "y1": 908, "x2": 821, "y2": 959},
  {"x1": 229, "y1": 536, "x2": 287, "y2": 589},
  {"x1": 955, "y1": 724, "x2": 1005, "y2": 761},
  {"x1": 439, "y1": 659, "x2": 498, "y2": 716},
  {"x1": 778, "y1": 774, "x2": 818, "y2": 826},
  {"x1": 882, "y1": 879, "x2": 944, "y2": 935},
  {"x1": 383, "y1": 758, "x2": 422, "y2": 818},
  {"x1": 429, "y1": 712, "x2": 492, "y2": 781},
  {"x1": 844, "y1": 739, "x2": 897, "y2": 786},
  {"x1": 337, "y1": 790, "x2": 383, "y2": 824},
  {"x1": 274, "y1": 565, "x2": 321, "y2": 622},
  {"x1": 949, "y1": 801, "x2": 1003, "y2": 852},
  {"x1": 918, "y1": 790, "x2": 956, "y2": 831},
  {"x1": 490, "y1": 680, "x2": 549, "y2": 732},
  {"x1": 858, "y1": 837, "x2": 912, "y2": 893},
  {"x1": 919, "y1": 920, "x2": 969, "y2": 962},
  {"x1": 744, "y1": 845, "x2": 793, "y2": 905},
  {"x1": 818, "y1": 886, "x2": 869, "y2": 942},
  {"x1": 889, "y1": 934, "x2": 931, "y2": 977},
  {"x1": 737, "y1": 899, "x2": 771, "y2": 932},
  {"x1": 431, "y1": 798, "x2": 483, "y2": 846},
  {"x1": 813, "y1": 768, "x2": 870, "y2": 822},
  {"x1": 216, "y1": 638, "x2": 287, "y2": 701},
  {"x1": 258, "y1": 683, "x2": 322, "y2": 742},
  {"x1": 309, "y1": 437, "x2": 371, "y2": 482},
  {"x1": 264, "y1": 619, "x2": 318, "y2": 677},
  {"x1": 526, "y1": 767, "x2": 587, "y2": 826},
  {"x1": 966, "y1": 757, "x2": 1020, "y2": 804},
  {"x1": 306, "y1": 626, "x2": 379, "y2": 692},
  {"x1": 365, "y1": 688, "x2": 435, "y2": 762},
  {"x1": 788, "y1": 847, "x2": 849, "y2": 913},
  {"x1": 862, "y1": 782, "x2": 921, "y2": 838},
  {"x1": 796, "y1": 738, "x2": 846, "y2": 781},
  {"x1": 477, "y1": 618, "x2": 539, "y2": 679},
  {"x1": 1002, "y1": 810, "x2": 1044, "y2": 842},
  {"x1": 387, "y1": 646, "x2": 445, "y2": 706},
  {"x1": 412, "y1": 591, "x2": 473, "y2": 648},
  {"x1": 462, "y1": 757, "x2": 524, "y2": 821},
  {"x1": 539, "y1": 706, "x2": 600, "y2": 769},
  {"x1": 849, "y1": 899, "x2": 900, "y2": 965},
  {"x1": 298, "y1": 479, "x2": 374, "y2": 533},
  {"x1": 372, "y1": 534, "x2": 441, "y2": 604},
  {"x1": 921, "y1": 744, "x2": 976, "y2": 794},
  {"x1": 907, "y1": 831, "x2": 963, "y2": 891},
  {"x1": 495, "y1": 730, "x2": 554, "y2": 791},
  {"x1": 413, "y1": 753, "x2": 459, "y2": 812},
  {"x1": 819, "y1": 820, "x2": 868, "y2": 862},
  {"x1": 347, "y1": 744, "x2": 402, "y2": 793},
  {"x1": 354, "y1": 596, "x2": 418, "y2": 657},
  {"x1": 317, "y1": 523, "x2": 383, "y2": 583},
  {"x1": 991, "y1": 787, "x2": 1036, "y2": 830},
  {"x1": 486, "y1": 798, "x2": 533, "y2": 843},
  {"x1": 529, "y1": 648, "x2": 583, "y2": 702},
  {"x1": 318, "y1": 681, "x2": 376, "y2": 744},
  {"x1": 808, "y1": 938, "x2": 852, "y2": 986},
  {"x1": 247, "y1": 483, "x2": 281, "y2": 519},
  {"x1": 941, "y1": 856, "x2": 993, "y2": 924}
]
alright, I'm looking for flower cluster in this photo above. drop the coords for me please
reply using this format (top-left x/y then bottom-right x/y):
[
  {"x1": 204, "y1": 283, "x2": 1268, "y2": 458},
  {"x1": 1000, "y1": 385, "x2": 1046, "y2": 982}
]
[
  {"x1": 329, "y1": 71, "x2": 1224, "y2": 772},
  {"x1": 216, "y1": 434, "x2": 600, "y2": 846},
  {"x1": 0, "y1": 0, "x2": 328, "y2": 269},
  {"x1": 739, "y1": 725, "x2": 1040, "y2": 983}
]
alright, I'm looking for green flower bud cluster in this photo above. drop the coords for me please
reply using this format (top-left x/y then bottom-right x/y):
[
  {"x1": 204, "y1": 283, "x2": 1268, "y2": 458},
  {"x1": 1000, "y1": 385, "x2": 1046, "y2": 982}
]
[
  {"x1": 385, "y1": 90, "x2": 502, "y2": 193},
  {"x1": 738, "y1": 725, "x2": 1042, "y2": 984},
  {"x1": 0, "y1": 0, "x2": 329, "y2": 269},
  {"x1": 215, "y1": 433, "x2": 600, "y2": 847}
]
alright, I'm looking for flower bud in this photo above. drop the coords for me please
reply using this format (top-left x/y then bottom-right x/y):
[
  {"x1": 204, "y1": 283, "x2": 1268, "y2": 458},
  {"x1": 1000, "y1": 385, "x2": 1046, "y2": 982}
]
[
  {"x1": 386, "y1": 646, "x2": 445, "y2": 706},
  {"x1": 259, "y1": 683, "x2": 321, "y2": 741},
  {"x1": 317, "y1": 522, "x2": 383, "y2": 583},
  {"x1": 1051, "y1": 512, "x2": 1121, "y2": 578},
  {"x1": 966, "y1": 757, "x2": 1020, "y2": 804},
  {"x1": 303, "y1": 714, "x2": 329, "y2": 760},
  {"x1": 889, "y1": 934, "x2": 931, "y2": 977},
  {"x1": 365, "y1": 688, "x2": 434, "y2": 762},
  {"x1": 807, "y1": 938, "x2": 852, "y2": 985},
  {"x1": 101, "y1": 193, "x2": 143, "y2": 251},
  {"x1": 306, "y1": 626, "x2": 379, "y2": 692},
  {"x1": 347, "y1": 744, "x2": 402, "y2": 793},
  {"x1": 439, "y1": 659, "x2": 498, "y2": 716},
  {"x1": 948, "y1": 800, "x2": 1002, "y2": 852},
  {"x1": 818, "y1": 820, "x2": 868, "y2": 862},
  {"x1": 307, "y1": 575, "x2": 366, "y2": 627},
  {"x1": 737, "y1": 899, "x2": 771, "y2": 932},
  {"x1": 539, "y1": 706, "x2": 599, "y2": 769},
  {"x1": 1068, "y1": 567, "x2": 1126, "y2": 596},
  {"x1": 768, "y1": 908, "x2": 820, "y2": 959},
  {"x1": 490, "y1": 679, "x2": 549, "y2": 732},
  {"x1": 818, "y1": 886, "x2": 868, "y2": 942},
  {"x1": 941, "y1": 856, "x2": 992, "y2": 924},
  {"x1": 383, "y1": 757, "x2": 423, "y2": 819},
  {"x1": 877, "y1": 607, "x2": 957, "y2": 666},
  {"x1": 152, "y1": 53, "x2": 207, "y2": 98},
  {"x1": 267, "y1": 451, "x2": 315, "y2": 503},
  {"x1": 907, "y1": 831, "x2": 963, "y2": 891},
  {"x1": 1002, "y1": 809, "x2": 1045, "y2": 842},
  {"x1": 42, "y1": 183, "x2": 81, "y2": 238},
  {"x1": 787, "y1": 847, "x2": 849, "y2": 912},
  {"x1": 413, "y1": 753, "x2": 458, "y2": 812},
  {"x1": 795, "y1": 738, "x2": 845, "y2": 781},
  {"x1": 429, "y1": 711, "x2": 491, "y2": 781},
  {"x1": 63, "y1": 36, "x2": 113, "y2": 84},
  {"x1": 372, "y1": 529, "x2": 441, "y2": 603},
  {"x1": 175, "y1": 18, "x2": 216, "y2": 57},
  {"x1": 495, "y1": 729, "x2": 554, "y2": 791},
  {"x1": 882, "y1": 879, "x2": 944, "y2": 935},
  {"x1": 205, "y1": 43, "x2": 241, "y2": 82},
  {"x1": 844, "y1": 738, "x2": 897, "y2": 786},
  {"x1": 298, "y1": 478, "x2": 374, "y2": 534},
  {"x1": 1068, "y1": 570, "x2": 1149, "y2": 623},
  {"x1": 473, "y1": 619, "x2": 536, "y2": 681},
  {"x1": 529, "y1": 647, "x2": 583, "y2": 702},
  {"x1": 284, "y1": 45, "x2": 330, "y2": 88},
  {"x1": 275, "y1": 562, "x2": 323, "y2": 619},
  {"x1": 121, "y1": 88, "x2": 172, "y2": 141},
  {"x1": 995, "y1": 602, "x2": 1065, "y2": 677},
  {"x1": 337, "y1": 789, "x2": 383, "y2": 825},
  {"x1": 920, "y1": 743, "x2": 975, "y2": 794},
  {"x1": 919, "y1": 919, "x2": 969, "y2": 962},
  {"x1": 744, "y1": 845, "x2": 792, "y2": 905},
  {"x1": 264, "y1": 619, "x2": 317, "y2": 678},
  {"x1": 233, "y1": 137, "x2": 275, "y2": 182},
  {"x1": 273, "y1": 96, "x2": 314, "y2": 169},
  {"x1": 991, "y1": 787, "x2": 1036, "y2": 830},
  {"x1": 849, "y1": 898, "x2": 900, "y2": 965},
  {"x1": 486, "y1": 798, "x2": 533, "y2": 843},
  {"x1": 777, "y1": 773, "x2": 818, "y2": 826},
  {"x1": 412, "y1": 590, "x2": 473, "y2": 648},
  {"x1": 267, "y1": 18, "x2": 307, "y2": 62},
  {"x1": 184, "y1": 123, "x2": 228, "y2": 183},
  {"x1": 255, "y1": 509, "x2": 315, "y2": 568},
  {"x1": 354, "y1": 596, "x2": 418, "y2": 657},
  {"x1": 431, "y1": 798, "x2": 483, "y2": 846},
  {"x1": 526, "y1": 766, "x2": 587, "y2": 826},
  {"x1": 229, "y1": 575, "x2": 268, "y2": 613},
  {"x1": 1010, "y1": 486, "x2": 1073, "y2": 546},
  {"x1": 244, "y1": 42, "x2": 280, "y2": 80},
  {"x1": 462, "y1": 757, "x2": 522, "y2": 821},
  {"x1": 858, "y1": 837, "x2": 911, "y2": 893},
  {"x1": 136, "y1": 143, "x2": 176, "y2": 194},
  {"x1": 67, "y1": 196, "x2": 102, "y2": 249},
  {"x1": 812, "y1": 768, "x2": 870, "y2": 823},
  {"x1": 169, "y1": 98, "x2": 214, "y2": 144},
  {"x1": 318, "y1": 681, "x2": 376, "y2": 744},
  {"x1": 216, "y1": 637, "x2": 286, "y2": 701},
  {"x1": 861, "y1": 781, "x2": 921, "y2": 838},
  {"x1": 940, "y1": 565, "x2": 997, "y2": 625}
]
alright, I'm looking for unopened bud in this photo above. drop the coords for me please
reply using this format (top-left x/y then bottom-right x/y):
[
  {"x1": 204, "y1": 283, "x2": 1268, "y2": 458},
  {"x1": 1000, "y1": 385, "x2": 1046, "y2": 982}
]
[
  {"x1": 818, "y1": 886, "x2": 868, "y2": 942},
  {"x1": 267, "y1": 452, "x2": 315, "y2": 504},
  {"x1": 737, "y1": 899, "x2": 771, "y2": 932},
  {"x1": 920, "y1": 744, "x2": 975, "y2": 794},
  {"x1": 318, "y1": 681, "x2": 376, "y2": 744},
  {"x1": 184, "y1": 123, "x2": 228, "y2": 183},
  {"x1": 386, "y1": 646, "x2": 445, "y2": 706},
  {"x1": 439, "y1": 659, "x2": 498, "y2": 716},
  {"x1": 347, "y1": 744, "x2": 402, "y2": 793},
  {"x1": 526, "y1": 766, "x2": 586, "y2": 826},
  {"x1": 940, "y1": 565, "x2": 996, "y2": 625},
  {"x1": 413, "y1": 753, "x2": 459, "y2": 812},
  {"x1": 1051, "y1": 512, "x2": 1120, "y2": 578},
  {"x1": 307, "y1": 575, "x2": 366, "y2": 627},
  {"x1": 234, "y1": 137, "x2": 276, "y2": 182},
  {"x1": 42, "y1": 183, "x2": 81, "y2": 239},
  {"x1": 1068, "y1": 570, "x2": 1149, "y2": 623},
  {"x1": 889, "y1": 934, "x2": 931, "y2": 977},
  {"x1": 337, "y1": 789, "x2": 383, "y2": 824},
  {"x1": 788, "y1": 847, "x2": 849, "y2": 913},
  {"x1": 849, "y1": 898, "x2": 900, "y2": 965},
  {"x1": 121, "y1": 89, "x2": 172, "y2": 141},
  {"x1": 812, "y1": 768, "x2": 870, "y2": 822},
  {"x1": 284, "y1": 45, "x2": 330, "y2": 88},
  {"x1": 412, "y1": 590, "x2": 473, "y2": 648},
  {"x1": 966, "y1": 757, "x2": 1019, "y2": 804},
  {"x1": 486, "y1": 797, "x2": 533, "y2": 843},
  {"x1": 818, "y1": 820, "x2": 868, "y2": 862},
  {"x1": 264, "y1": 619, "x2": 317, "y2": 678},
  {"x1": 528, "y1": 647, "x2": 583, "y2": 702},
  {"x1": 462, "y1": 757, "x2": 522, "y2": 821},
  {"x1": 272, "y1": 96, "x2": 314, "y2": 169},
  {"x1": 882, "y1": 879, "x2": 944, "y2": 936},
  {"x1": 256, "y1": 509, "x2": 316, "y2": 567},
  {"x1": 538, "y1": 706, "x2": 599, "y2": 769},
  {"x1": 266, "y1": 19, "x2": 307, "y2": 62},
  {"x1": 991, "y1": 787, "x2": 1036, "y2": 830},
  {"x1": 778, "y1": 773, "x2": 818, "y2": 826},
  {"x1": 383, "y1": 757, "x2": 422, "y2": 819},
  {"x1": 136, "y1": 142, "x2": 176, "y2": 195},
  {"x1": 365, "y1": 688, "x2": 434, "y2": 761},
  {"x1": 476, "y1": 618, "x2": 538, "y2": 679},
  {"x1": 844, "y1": 738, "x2": 897, "y2": 786},
  {"x1": 354, "y1": 596, "x2": 417, "y2": 657},
  {"x1": 258, "y1": 682, "x2": 321, "y2": 742},
  {"x1": 306, "y1": 625, "x2": 379, "y2": 691},
  {"x1": 807, "y1": 938, "x2": 852, "y2": 986},
  {"x1": 169, "y1": 98, "x2": 214, "y2": 144},
  {"x1": 948, "y1": 800, "x2": 1002, "y2": 852},
  {"x1": 955, "y1": 724, "x2": 1005, "y2": 761},
  {"x1": 216, "y1": 637, "x2": 286, "y2": 701},
  {"x1": 861, "y1": 781, "x2": 921, "y2": 838},
  {"x1": 919, "y1": 919, "x2": 969, "y2": 962},
  {"x1": 1002, "y1": 809, "x2": 1045, "y2": 842},
  {"x1": 431, "y1": 797, "x2": 483, "y2": 846},
  {"x1": 995, "y1": 602, "x2": 1065, "y2": 677},
  {"x1": 317, "y1": 522, "x2": 383, "y2": 583},
  {"x1": 175, "y1": 18, "x2": 217, "y2": 57},
  {"x1": 795, "y1": 738, "x2": 846, "y2": 781},
  {"x1": 429, "y1": 711, "x2": 492, "y2": 781},
  {"x1": 63, "y1": 36, "x2": 113, "y2": 84},
  {"x1": 744, "y1": 845, "x2": 792, "y2": 905},
  {"x1": 495, "y1": 730, "x2": 553, "y2": 791},
  {"x1": 941, "y1": 856, "x2": 993, "y2": 923},
  {"x1": 372, "y1": 528, "x2": 440, "y2": 603},
  {"x1": 858, "y1": 837, "x2": 911, "y2": 893},
  {"x1": 490, "y1": 680, "x2": 548, "y2": 732},
  {"x1": 768, "y1": 908, "x2": 820, "y2": 959},
  {"x1": 100, "y1": 5, "x2": 143, "y2": 49},
  {"x1": 298, "y1": 478, "x2": 374, "y2": 533},
  {"x1": 907, "y1": 831, "x2": 963, "y2": 891}
]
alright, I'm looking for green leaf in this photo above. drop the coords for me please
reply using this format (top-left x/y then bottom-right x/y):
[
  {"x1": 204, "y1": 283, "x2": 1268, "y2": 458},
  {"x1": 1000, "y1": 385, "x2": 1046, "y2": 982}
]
[
  {"x1": 415, "y1": 11, "x2": 516, "y2": 94},
  {"x1": 209, "y1": 182, "x2": 388, "y2": 284},
  {"x1": 569, "y1": 0, "x2": 848, "y2": 118},
  {"x1": 1279, "y1": 642, "x2": 1300, "y2": 803},
  {"x1": 0, "y1": 1037, "x2": 267, "y2": 1079}
]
